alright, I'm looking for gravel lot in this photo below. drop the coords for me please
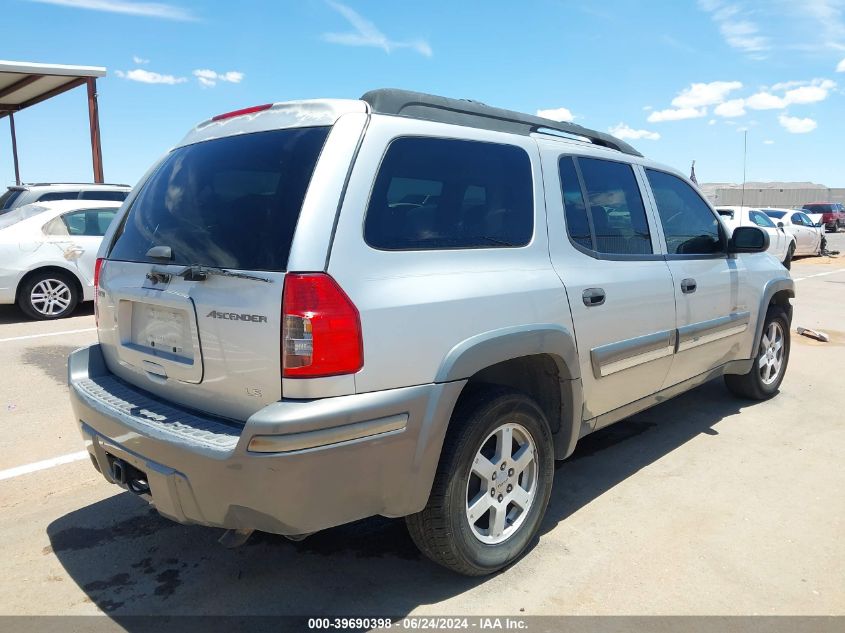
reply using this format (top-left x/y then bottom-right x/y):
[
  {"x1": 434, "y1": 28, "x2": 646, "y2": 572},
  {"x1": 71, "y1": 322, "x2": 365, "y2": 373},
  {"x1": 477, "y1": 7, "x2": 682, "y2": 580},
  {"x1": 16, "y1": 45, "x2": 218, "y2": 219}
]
[{"x1": 1, "y1": 235, "x2": 843, "y2": 618}]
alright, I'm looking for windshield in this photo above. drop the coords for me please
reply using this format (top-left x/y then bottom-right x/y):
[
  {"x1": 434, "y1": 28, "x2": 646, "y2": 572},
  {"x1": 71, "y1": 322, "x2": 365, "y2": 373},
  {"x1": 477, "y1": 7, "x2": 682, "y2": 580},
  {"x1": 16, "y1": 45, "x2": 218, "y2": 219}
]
[
  {"x1": 0, "y1": 203, "x2": 49, "y2": 230},
  {"x1": 109, "y1": 126, "x2": 330, "y2": 271}
]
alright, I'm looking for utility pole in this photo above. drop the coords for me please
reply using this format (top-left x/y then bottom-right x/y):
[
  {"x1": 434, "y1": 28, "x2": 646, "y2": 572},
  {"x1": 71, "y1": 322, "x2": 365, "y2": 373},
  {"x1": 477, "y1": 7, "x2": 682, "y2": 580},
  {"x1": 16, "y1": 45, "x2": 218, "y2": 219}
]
[{"x1": 740, "y1": 129, "x2": 748, "y2": 210}]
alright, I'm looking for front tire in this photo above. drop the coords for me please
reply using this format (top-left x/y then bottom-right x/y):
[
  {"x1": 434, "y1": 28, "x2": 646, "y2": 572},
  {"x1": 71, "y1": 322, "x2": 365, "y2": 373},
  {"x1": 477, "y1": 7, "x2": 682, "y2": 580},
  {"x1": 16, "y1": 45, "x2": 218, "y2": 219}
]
[
  {"x1": 725, "y1": 305, "x2": 790, "y2": 400},
  {"x1": 406, "y1": 387, "x2": 554, "y2": 576},
  {"x1": 17, "y1": 270, "x2": 79, "y2": 320}
]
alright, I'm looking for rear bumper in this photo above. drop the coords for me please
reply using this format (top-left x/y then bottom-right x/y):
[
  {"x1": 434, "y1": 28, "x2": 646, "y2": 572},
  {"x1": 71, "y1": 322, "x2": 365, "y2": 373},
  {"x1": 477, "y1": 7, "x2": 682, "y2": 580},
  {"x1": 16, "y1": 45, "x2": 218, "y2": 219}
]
[{"x1": 69, "y1": 344, "x2": 465, "y2": 535}]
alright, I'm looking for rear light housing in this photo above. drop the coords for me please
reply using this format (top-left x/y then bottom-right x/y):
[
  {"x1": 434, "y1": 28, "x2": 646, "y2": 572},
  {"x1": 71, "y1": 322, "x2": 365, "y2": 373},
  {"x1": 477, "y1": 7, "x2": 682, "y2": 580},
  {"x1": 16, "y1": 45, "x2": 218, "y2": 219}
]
[
  {"x1": 282, "y1": 273, "x2": 363, "y2": 378},
  {"x1": 212, "y1": 103, "x2": 273, "y2": 121},
  {"x1": 93, "y1": 257, "x2": 104, "y2": 325}
]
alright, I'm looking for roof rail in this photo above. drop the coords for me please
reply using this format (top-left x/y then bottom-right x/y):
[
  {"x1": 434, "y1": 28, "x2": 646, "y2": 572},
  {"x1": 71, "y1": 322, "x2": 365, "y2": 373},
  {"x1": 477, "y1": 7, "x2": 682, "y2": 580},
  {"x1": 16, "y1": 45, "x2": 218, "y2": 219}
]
[
  {"x1": 21, "y1": 182, "x2": 131, "y2": 187},
  {"x1": 360, "y1": 89, "x2": 643, "y2": 157}
]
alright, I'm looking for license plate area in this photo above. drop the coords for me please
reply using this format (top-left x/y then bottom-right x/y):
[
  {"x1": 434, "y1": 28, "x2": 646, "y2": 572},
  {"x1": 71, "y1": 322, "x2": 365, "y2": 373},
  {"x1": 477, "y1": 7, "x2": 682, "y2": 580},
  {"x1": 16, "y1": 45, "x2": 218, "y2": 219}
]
[
  {"x1": 115, "y1": 292, "x2": 204, "y2": 384},
  {"x1": 129, "y1": 303, "x2": 193, "y2": 363}
]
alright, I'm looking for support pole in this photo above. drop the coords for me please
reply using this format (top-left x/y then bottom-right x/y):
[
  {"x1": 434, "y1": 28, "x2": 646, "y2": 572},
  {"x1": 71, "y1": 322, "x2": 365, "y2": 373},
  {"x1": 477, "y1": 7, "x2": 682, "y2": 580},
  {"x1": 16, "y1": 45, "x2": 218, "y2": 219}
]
[
  {"x1": 9, "y1": 112, "x2": 20, "y2": 185},
  {"x1": 86, "y1": 78, "x2": 104, "y2": 183}
]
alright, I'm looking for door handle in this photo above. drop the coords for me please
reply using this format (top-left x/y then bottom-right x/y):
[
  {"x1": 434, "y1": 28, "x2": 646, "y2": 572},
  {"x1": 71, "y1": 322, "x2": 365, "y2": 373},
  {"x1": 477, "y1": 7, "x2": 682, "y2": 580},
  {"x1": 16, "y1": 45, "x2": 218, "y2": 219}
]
[
  {"x1": 582, "y1": 287, "x2": 606, "y2": 307},
  {"x1": 681, "y1": 278, "x2": 697, "y2": 294}
]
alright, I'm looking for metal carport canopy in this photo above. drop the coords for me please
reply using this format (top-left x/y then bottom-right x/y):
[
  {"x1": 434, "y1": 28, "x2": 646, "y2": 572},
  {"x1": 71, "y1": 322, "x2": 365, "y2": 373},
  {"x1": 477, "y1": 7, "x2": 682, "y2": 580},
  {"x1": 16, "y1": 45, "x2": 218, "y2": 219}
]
[{"x1": 0, "y1": 60, "x2": 107, "y2": 185}]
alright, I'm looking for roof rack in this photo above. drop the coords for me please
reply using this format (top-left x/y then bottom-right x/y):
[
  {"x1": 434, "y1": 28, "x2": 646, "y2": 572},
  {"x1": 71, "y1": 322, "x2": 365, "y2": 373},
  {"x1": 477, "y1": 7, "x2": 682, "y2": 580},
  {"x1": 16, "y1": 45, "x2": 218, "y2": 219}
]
[
  {"x1": 17, "y1": 182, "x2": 131, "y2": 188},
  {"x1": 360, "y1": 89, "x2": 643, "y2": 157}
]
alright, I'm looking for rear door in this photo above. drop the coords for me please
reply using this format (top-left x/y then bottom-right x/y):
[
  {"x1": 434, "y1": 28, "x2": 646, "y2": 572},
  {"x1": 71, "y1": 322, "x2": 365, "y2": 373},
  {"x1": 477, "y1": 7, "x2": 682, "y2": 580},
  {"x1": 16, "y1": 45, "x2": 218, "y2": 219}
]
[
  {"x1": 544, "y1": 151, "x2": 676, "y2": 420},
  {"x1": 98, "y1": 126, "x2": 331, "y2": 421},
  {"x1": 790, "y1": 212, "x2": 819, "y2": 255},
  {"x1": 642, "y1": 168, "x2": 749, "y2": 388},
  {"x1": 747, "y1": 209, "x2": 786, "y2": 260}
]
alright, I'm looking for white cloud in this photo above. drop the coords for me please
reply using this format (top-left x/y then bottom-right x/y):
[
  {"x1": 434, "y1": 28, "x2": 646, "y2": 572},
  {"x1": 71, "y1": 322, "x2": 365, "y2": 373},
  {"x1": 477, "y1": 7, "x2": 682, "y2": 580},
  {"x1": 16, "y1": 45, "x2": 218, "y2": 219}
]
[
  {"x1": 784, "y1": 79, "x2": 835, "y2": 104},
  {"x1": 115, "y1": 68, "x2": 187, "y2": 84},
  {"x1": 714, "y1": 98, "x2": 746, "y2": 117},
  {"x1": 132, "y1": 55, "x2": 150, "y2": 64},
  {"x1": 698, "y1": 1, "x2": 770, "y2": 56},
  {"x1": 647, "y1": 107, "x2": 708, "y2": 122},
  {"x1": 671, "y1": 80, "x2": 743, "y2": 108},
  {"x1": 745, "y1": 92, "x2": 788, "y2": 109},
  {"x1": 536, "y1": 107, "x2": 575, "y2": 122},
  {"x1": 322, "y1": 0, "x2": 432, "y2": 57},
  {"x1": 778, "y1": 114, "x2": 817, "y2": 133},
  {"x1": 763, "y1": 139, "x2": 775, "y2": 144},
  {"x1": 838, "y1": 57, "x2": 845, "y2": 71},
  {"x1": 608, "y1": 123, "x2": 660, "y2": 140},
  {"x1": 708, "y1": 119, "x2": 717, "y2": 125},
  {"x1": 192, "y1": 69, "x2": 244, "y2": 87},
  {"x1": 27, "y1": 0, "x2": 197, "y2": 21}
]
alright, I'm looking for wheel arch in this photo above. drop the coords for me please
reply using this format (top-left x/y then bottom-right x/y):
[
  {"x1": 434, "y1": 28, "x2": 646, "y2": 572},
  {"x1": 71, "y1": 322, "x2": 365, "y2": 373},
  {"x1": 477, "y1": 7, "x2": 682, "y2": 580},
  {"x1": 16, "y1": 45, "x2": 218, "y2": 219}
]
[
  {"x1": 15, "y1": 264, "x2": 84, "y2": 304},
  {"x1": 436, "y1": 325, "x2": 584, "y2": 460},
  {"x1": 753, "y1": 278, "x2": 794, "y2": 352}
]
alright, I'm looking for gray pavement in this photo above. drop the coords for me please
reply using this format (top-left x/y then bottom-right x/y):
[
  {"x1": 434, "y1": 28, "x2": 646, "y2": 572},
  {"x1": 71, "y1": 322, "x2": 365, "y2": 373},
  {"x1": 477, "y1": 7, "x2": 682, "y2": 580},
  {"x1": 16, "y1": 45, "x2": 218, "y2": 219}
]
[{"x1": 0, "y1": 237, "x2": 843, "y2": 617}]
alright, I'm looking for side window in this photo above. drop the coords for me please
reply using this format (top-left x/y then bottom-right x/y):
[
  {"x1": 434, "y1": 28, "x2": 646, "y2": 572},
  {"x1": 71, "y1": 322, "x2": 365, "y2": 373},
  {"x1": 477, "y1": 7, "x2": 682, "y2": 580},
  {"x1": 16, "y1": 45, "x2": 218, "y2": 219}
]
[
  {"x1": 798, "y1": 212, "x2": 816, "y2": 226},
  {"x1": 790, "y1": 213, "x2": 805, "y2": 226},
  {"x1": 59, "y1": 209, "x2": 116, "y2": 236},
  {"x1": 646, "y1": 169, "x2": 724, "y2": 255},
  {"x1": 749, "y1": 210, "x2": 776, "y2": 228},
  {"x1": 364, "y1": 137, "x2": 533, "y2": 250},
  {"x1": 577, "y1": 158, "x2": 652, "y2": 255},
  {"x1": 558, "y1": 156, "x2": 591, "y2": 249},
  {"x1": 36, "y1": 191, "x2": 77, "y2": 202},
  {"x1": 80, "y1": 190, "x2": 128, "y2": 202}
]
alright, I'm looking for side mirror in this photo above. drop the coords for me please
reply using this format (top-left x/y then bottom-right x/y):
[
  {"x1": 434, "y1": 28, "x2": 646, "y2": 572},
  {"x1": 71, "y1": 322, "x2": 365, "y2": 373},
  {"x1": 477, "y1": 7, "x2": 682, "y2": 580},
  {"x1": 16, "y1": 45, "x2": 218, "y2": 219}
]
[
  {"x1": 777, "y1": 221, "x2": 784, "y2": 229},
  {"x1": 729, "y1": 226, "x2": 770, "y2": 254}
]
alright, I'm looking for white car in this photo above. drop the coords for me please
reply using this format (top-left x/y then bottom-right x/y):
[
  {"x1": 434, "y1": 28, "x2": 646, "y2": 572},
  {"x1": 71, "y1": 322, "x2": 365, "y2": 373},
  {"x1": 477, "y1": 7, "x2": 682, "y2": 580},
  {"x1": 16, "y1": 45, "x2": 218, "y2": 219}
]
[
  {"x1": 0, "y1": 200, "x2": 121, "y2": 319},
  {"x1": 716, "y1": 206, "x2": 794, "y2": 267},
  {"x1": 761, "y1": 208, "x2": 824, "y2": 261}
]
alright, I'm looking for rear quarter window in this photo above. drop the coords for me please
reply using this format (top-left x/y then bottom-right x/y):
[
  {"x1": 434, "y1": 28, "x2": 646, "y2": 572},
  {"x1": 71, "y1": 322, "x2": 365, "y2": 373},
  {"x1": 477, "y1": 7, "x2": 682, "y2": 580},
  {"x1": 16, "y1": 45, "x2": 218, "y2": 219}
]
[
  {"x1": 364, "y1": 137, "x2": 533, "y2": 250},
  {"x1": 108, "y1": 127, "x2": 329, "y2": 271}
]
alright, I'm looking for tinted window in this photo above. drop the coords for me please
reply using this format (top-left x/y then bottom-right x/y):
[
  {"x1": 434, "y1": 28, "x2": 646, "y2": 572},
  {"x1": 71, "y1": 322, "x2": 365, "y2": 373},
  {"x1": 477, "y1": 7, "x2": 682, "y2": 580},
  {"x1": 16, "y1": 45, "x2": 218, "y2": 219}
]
[
  {"x1": 803, "y1": 204, "x2": 832, "y2": 213},
  {"x1": 364, "y1": 137, "x2": 533, "y2": 250},
  {"x1": 749, "y1": 210, "x2": 776, "y2": 228},
  {"x1": 80, "y1": 190, "x2": 128, "y2": 201},
  {"x1": 48, "y1": 209, "x2": 117, "y2": 236},
  {"x1": 578, "y1": 158, "x2": 651, "y2": 255},
  {"x1": 558, "y1": 156, "x2": 591, "y2": 249},
  {"x1": 764, "y1": 210, "x2": 786, "y2": 219},
  {"x1": 109, "y1": 127, "x2": 329, "y2": 271},
  {"x1": 36, "y1": 191, "x2": 78, "y2": 202},
  {"x1": 798, "y1": 212, "x2": 816, "y2": 226},
  {"x1": 717, "y1": 209, "x2": 735, "y2": 219},
  {"x1": 790, "y1": 213, "x2": 805, "y2": 226},
  {"x1": 0, "y1": 189, "x2": 22, "y2": 210},
  {"x1": 646, "y1": 169, "x2": 723, "y2": 255}
]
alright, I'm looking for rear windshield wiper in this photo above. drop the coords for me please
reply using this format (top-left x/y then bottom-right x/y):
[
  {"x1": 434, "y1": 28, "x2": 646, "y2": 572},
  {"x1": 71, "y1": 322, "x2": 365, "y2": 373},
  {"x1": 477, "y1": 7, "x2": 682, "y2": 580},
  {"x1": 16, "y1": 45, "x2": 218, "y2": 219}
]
[{"x1": 177, "y1": 265, "x2": 272, "y2": 283}]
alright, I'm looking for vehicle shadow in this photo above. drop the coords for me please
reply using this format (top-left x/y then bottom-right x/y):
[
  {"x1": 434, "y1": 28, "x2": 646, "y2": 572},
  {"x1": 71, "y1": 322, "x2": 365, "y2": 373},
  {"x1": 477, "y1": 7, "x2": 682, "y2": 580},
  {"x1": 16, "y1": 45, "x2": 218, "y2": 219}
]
[
  {"x1": 47, "y1": 379, "x2": 749, "y2": 618},
  {"x1": 0, "y1": 302, "x2": 94, "y2": 325}
]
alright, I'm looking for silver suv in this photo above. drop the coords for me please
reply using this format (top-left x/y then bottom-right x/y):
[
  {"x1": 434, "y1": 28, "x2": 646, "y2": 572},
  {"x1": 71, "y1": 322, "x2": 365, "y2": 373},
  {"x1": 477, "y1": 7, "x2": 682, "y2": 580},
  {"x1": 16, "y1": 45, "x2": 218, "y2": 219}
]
[{"x1": 68, "y1": 90, "x2": 794, "y2": 576}]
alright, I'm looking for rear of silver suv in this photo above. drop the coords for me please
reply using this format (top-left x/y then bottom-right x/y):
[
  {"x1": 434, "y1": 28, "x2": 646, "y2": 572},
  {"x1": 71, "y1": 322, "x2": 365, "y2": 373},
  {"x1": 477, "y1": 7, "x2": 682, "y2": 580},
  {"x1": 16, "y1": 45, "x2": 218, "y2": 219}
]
[{"x1": 69, "y1": 91, "x2": 792, "y2": 576}]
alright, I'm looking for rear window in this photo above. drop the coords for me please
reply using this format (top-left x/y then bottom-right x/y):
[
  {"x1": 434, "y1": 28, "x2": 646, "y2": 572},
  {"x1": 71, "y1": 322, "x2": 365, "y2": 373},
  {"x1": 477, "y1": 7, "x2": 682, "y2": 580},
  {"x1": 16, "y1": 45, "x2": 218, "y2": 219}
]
[
  {"x1": 80, "y1": 190, "x2": 128, "y2": 202},
  {"x1": 36, "y1": 191, "x2": 78, "y2": 202},
  {"x1": 764, "y1": 210, "x2": 786, "y2": 219},
  {"x1": 109, "y1": 127, "x2": 329, "y2": 271},
  {"x1": 802, "y1": 204, "x2": 833, "y2": 212},
  {"x1": 364, "y1": 137, "x2": 533, "y2": 250}
]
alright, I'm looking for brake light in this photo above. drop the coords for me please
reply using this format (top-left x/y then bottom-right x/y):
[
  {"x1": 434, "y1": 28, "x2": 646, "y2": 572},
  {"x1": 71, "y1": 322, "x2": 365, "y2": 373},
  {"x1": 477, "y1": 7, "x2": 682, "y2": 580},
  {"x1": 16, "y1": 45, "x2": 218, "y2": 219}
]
[
  {"x1": 93, "y1": 258, "x2": 104, "y2": 325},
  {"x1": 282, "y1": 273, "x2": 363, "y2": 378},
  {"x1": 212, "y1": 104, "x2": 273, "y2": 121}
]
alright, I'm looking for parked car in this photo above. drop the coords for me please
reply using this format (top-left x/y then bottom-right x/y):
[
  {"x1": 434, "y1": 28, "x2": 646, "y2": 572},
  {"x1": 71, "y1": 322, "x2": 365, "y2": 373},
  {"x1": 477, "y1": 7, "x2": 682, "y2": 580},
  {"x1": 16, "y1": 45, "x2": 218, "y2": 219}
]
[
  {"x1": 762, "y1": 208, "x2": 824, "y2": 259},
  {"x1": 801, "y1": 202, "x2": 845, "y2": 232},
  {"x1": 0, "y1": 200, "x2": 121, "y2": 319},
  {"x1": 0, "y1": 182, "x2": 130, "y2": 214},
  {"x1": 68, "y1": 90, "x2": 793, "y2": 576},
  {"x1": 716, "y1": 206, "x2": 794, "y2": 267}
]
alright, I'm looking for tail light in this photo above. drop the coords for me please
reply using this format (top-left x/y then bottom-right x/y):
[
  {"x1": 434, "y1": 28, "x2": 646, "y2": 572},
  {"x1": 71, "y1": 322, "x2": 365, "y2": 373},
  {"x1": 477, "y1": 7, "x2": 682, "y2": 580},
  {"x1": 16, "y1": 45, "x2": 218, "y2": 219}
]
[
  {"x1": 93, "y1": 257, "x2": 104, "y2": 325},
  {"x1": 212, "y1": 104, "x2": 273, "y2": 121},
  {"x1": 282, "y1": 273, "x2": 363, "y2": 378}
]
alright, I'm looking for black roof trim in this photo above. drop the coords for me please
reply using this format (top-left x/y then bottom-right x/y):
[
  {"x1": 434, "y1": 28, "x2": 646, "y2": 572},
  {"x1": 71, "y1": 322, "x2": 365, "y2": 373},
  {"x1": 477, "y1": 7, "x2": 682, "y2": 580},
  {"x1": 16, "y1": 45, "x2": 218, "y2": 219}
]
[
  {"x1": 7, "y1": 182, "x2": 131, "y2": 189},
  {"x1": 360, "y1": 89, "x2": 643, "y2": 157}
]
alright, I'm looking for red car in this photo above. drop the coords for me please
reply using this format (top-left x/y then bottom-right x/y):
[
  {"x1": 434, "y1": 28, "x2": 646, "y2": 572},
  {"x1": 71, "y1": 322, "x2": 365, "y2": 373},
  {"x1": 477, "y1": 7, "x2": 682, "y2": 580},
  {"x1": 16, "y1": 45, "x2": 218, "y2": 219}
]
[{"x1": 801, "y1": 202, "x2": 845, "y2": 232}]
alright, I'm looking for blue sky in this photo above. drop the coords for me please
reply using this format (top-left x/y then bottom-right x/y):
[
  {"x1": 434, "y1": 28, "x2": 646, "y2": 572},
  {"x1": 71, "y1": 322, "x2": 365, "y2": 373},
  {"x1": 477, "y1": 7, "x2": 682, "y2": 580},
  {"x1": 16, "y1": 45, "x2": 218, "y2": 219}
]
[{"x1": 2, "y1": 0, "x2": 844, "y2": 187}]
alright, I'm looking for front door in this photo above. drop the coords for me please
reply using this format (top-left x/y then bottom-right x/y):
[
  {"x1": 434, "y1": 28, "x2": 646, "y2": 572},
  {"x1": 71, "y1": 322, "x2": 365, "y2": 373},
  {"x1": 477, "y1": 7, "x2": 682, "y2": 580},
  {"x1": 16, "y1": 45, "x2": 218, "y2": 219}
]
[
  {"x1": 642, "y1": 168, "x2": 749, "y2": 388},
  {"x1": 543, "y1": 149, "x2": 676, "y2": 420}
]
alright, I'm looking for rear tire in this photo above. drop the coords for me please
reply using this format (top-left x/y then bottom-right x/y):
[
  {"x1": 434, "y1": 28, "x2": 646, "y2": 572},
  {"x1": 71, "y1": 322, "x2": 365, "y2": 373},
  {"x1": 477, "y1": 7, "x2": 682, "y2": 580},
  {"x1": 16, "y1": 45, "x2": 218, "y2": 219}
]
[
  {"x1": 406, "y1": 386, "x2": 554, "y2": 576},
  {"x1": 725, "y1": 305, "x2": 790, "y2": 400},
  {"x1": 782, "y1": 242, "x2": 795, "y2": 270},
  {"x1": 17, "y1": 270, "x2": 79, "y2": 320}
]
